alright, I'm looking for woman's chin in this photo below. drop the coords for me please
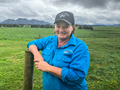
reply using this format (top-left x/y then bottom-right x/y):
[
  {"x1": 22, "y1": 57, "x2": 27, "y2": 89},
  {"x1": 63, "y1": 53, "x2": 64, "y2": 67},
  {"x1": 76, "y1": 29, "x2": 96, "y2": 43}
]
[
  {"x1": 58, "y1": 35, "x2": 66, "y2": 39},
  {"x1": 58, "y1": 35, "x2": 69, "y2": 41}
]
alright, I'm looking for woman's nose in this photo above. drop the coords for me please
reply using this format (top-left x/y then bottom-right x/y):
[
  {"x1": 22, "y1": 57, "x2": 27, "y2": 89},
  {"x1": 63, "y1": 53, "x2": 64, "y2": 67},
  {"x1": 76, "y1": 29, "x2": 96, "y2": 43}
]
[{"x1": 59, "y1": 26, "x2": 64, "y2": 31}]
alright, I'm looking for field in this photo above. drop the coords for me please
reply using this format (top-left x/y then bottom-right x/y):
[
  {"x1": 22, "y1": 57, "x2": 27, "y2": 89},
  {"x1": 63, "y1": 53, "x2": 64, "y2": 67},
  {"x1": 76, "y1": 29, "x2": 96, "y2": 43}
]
[{"x1": 0, "y1": 26, "x2": 120, "y2": 90}]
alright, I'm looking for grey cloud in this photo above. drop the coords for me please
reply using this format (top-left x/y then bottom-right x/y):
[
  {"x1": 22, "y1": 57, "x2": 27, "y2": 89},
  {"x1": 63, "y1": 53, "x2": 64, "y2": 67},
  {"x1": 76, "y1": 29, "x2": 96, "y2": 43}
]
[
  {"x1": 0, "y1": 0, "x2": 56, "y2": 22},
  {"x1": 0, "y1": 0, "x2": 120, "y2": 25},
  {"x1": 114, "y1": 0, "x2": 120, "y2": 3},
  {"x1": 109, "y1": 0, "x2": 120, "y2": 10},
  {"x1": 74, "y1": 8, "x2": 120, "y2": 25},
  {"x1": 73, "y1": 0, "x2": 109, "y2": 8},
  {"x1": 52, "y1": 0, "x2": 120, "y2": 9},
  {"x1": 7, "y1": 5, "x2": 41, "y2": 18},
  {"x1": 0, "y1": 0, "x2": 20, "y2": 3}
]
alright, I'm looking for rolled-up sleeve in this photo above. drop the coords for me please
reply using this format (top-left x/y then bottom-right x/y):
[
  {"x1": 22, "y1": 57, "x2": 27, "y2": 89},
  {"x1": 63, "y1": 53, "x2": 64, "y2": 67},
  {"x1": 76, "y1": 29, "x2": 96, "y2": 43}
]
[{"x1": 61, "y1": 43, "x2": 90, "y2": 85}]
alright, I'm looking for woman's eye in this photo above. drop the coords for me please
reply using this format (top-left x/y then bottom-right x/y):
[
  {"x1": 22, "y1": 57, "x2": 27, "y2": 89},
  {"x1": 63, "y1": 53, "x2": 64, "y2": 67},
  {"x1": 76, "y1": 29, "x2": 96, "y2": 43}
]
[
  {"x1": 56, "y1": 25, "x2": 69, "y2": 29},
  {"x1": 63, "y1": 26, "x2": 69, "y2": 28},
  {"x1": 57, "y1": 26, "x2": 60, "y2": 28}
]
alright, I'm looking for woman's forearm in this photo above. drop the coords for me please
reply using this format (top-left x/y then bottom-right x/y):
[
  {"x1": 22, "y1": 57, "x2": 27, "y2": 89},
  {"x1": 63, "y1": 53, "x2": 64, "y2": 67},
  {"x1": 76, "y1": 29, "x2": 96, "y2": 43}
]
[
  {"x1": 47, "y1": 65, "x2": 62, "y2": 79},
  {"x1": 29, "y1": 45, "x2": 44, "y2": 61},
  {"x1": 29, "y1": 45, "x2": 62, "y2": 79}
]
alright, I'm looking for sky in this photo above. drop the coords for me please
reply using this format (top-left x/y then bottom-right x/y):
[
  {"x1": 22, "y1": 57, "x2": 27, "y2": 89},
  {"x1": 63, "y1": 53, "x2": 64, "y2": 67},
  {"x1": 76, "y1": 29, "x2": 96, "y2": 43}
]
[{"x1": 0, "y1": 0, "x2": 120, "y2": 25}]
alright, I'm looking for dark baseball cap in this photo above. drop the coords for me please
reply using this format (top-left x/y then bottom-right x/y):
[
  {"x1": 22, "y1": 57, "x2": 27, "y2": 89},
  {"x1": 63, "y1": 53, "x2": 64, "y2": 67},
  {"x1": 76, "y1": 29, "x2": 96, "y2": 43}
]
[{"x1": 54, "y1": 11, "x2": 75, "y2": 25}]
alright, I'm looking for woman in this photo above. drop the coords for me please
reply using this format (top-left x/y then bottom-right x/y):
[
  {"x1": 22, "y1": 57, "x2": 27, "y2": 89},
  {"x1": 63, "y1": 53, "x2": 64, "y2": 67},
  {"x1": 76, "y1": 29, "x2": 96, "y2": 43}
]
[{"x1": 27, "y1": 11, "x2": 90, "y2": 90}]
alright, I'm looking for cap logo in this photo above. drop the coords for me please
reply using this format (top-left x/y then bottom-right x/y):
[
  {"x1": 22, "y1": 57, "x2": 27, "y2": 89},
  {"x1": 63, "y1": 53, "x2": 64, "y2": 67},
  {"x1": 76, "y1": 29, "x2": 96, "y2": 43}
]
[{"x1": 59, "y1": 13, "x2": 69, "y2": 18}]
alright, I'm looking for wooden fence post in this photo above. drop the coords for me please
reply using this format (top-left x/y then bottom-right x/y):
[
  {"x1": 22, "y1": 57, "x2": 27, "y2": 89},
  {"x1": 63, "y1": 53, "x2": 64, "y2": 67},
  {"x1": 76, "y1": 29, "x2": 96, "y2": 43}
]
[{"x1": 23, "y1": 49, "x2": 34, "y2": 90}]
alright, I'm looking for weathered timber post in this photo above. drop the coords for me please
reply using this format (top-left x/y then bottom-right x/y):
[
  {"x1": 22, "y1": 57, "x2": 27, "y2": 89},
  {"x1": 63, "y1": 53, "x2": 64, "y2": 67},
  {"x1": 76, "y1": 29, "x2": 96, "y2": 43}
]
[{"x1": 23, "y1": 49, "x2": 34, "y2": 90}]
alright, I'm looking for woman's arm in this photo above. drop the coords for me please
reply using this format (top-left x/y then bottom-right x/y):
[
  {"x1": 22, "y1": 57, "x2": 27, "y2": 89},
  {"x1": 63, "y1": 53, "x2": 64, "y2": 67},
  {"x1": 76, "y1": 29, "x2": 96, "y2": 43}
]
[
  {"x1": 29, "y1": 45, "x2": 44, "y2": 61},
  {"x1": 29, "y1": 45, "x2": 62, "y2": 79},
  {"x1": 34, "y1": 59, "x2": 62, "y2": 79}
]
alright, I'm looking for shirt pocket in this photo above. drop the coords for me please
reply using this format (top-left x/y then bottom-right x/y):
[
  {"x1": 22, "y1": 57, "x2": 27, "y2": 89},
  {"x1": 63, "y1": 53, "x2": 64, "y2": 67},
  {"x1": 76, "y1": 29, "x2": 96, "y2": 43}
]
[
  {"x1": 42, "y1": 49, "x2": 52, "y2": 62},
  {"x1": 56, "y1": 53, "x2": 72, "y2": 68}
]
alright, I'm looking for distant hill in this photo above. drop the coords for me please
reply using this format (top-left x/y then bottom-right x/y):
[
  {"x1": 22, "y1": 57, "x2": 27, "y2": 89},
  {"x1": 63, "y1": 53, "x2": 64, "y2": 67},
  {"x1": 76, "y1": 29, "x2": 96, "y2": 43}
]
[
  {"x1": 1, "y1": 18, "x2": 51, "y2": 25},
  {"x1": 113, "y1": 24, "x2": 120, "y2": 26}
]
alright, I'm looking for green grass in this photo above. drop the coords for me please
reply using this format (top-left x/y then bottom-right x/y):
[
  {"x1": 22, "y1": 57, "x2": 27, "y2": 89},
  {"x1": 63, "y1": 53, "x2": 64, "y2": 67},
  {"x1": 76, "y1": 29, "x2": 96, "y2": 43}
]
[
  {"x1": 0, "y1": 27, "x2": 54, "y2": 40},
  {"x1": 0, "y1": 40, "x2": 43, "y2": 90},
  {"x1": 0, "y1": 26, "x2": 120, "y2": 90},
  {"x1": 86, "y1": 38, "x2": 120, "y2": 90}
]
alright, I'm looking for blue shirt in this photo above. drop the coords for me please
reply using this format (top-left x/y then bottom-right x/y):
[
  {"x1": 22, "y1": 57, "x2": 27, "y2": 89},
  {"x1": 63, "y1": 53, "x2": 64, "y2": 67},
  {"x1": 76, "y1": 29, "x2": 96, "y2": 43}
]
[{"x1": 27, "y1": 34, "x2": 90, "y2": 90}]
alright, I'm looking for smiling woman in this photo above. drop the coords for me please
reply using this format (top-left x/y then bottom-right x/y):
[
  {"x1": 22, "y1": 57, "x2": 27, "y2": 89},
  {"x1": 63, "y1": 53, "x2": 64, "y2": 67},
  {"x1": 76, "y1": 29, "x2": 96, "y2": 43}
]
[
  {"x1": 54, "y1": 21, "x2": 75, "y2": 46},
  {"x1": 27, "y1": 11, "x2": 90, "y2": 90}
]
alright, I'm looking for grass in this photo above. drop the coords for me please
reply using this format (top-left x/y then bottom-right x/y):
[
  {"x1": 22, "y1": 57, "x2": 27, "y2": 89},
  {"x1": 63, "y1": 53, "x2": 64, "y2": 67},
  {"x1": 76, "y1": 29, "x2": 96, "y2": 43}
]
[
  {"x1": 0, "y1": 40, "x2": 43, "y2": 90},
  {"x1": 86, "y1": 38, "x2": 120, "y2": 90},
  {"x1": 0, "y1": 27, "x2": 54, "y2": 40},
  {"x1": 0, "y1": 26, "x2": 120, "y2": 90}
]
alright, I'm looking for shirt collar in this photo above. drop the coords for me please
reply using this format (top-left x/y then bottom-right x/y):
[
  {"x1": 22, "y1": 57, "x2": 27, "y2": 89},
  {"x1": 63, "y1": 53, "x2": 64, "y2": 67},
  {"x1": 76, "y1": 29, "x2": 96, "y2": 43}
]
[
  {"x1": 67, "y1": 34, "x2": 76, "y2": 46},
  {"x1": 58, "y1": 34, "x2": 76, "y2": 48}
]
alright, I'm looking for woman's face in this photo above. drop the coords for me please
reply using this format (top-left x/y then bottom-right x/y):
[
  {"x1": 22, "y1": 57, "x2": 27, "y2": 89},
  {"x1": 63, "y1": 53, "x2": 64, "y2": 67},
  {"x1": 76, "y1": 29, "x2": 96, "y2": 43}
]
[{"x1": 55, "y1": 21, "x2": 74, "y2": 41}]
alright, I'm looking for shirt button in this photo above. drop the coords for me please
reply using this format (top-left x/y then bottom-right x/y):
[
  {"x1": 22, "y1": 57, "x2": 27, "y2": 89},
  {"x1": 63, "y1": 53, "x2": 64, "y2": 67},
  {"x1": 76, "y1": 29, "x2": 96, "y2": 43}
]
[{"x1": 63, "y1": 58, "x2": 64, "y2": 60}]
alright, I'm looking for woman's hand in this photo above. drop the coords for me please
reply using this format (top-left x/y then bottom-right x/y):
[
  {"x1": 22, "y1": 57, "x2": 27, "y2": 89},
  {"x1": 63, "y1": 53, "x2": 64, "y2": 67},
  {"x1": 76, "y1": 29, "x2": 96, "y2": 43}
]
[
  {"x1": 34, "y1": 59, "x2": 62, "y2": 79},
  {"x1": 34, "y1": 59, "x2": 50, "y2": 72}
]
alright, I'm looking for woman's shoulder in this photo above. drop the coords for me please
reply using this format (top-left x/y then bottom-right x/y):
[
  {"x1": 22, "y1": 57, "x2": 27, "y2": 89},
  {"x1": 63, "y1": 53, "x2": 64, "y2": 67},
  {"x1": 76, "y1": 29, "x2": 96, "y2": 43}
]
[
  {"x1": 43, "y1": 35, "x2": 57, "y2": 41},
  {"x1": 74, "y1": 37, "x2": 88, "y2": 48},
  {"x1": 41, "y1": 35, "x2": 57, "y2": 44}
]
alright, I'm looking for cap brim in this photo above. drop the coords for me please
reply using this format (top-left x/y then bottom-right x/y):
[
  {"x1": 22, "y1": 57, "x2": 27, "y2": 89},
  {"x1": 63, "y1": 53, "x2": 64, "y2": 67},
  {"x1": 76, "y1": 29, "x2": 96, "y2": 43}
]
[{"x1": 54, "y1": 19, "x2": 72, "y2": 25}]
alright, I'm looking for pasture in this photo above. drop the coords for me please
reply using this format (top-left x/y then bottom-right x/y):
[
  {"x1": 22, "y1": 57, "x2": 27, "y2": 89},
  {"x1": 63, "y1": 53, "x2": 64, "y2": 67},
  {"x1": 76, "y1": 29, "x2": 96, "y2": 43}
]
[{"x1": 0, "y1": 26, "x2": 120, "y2": 90}]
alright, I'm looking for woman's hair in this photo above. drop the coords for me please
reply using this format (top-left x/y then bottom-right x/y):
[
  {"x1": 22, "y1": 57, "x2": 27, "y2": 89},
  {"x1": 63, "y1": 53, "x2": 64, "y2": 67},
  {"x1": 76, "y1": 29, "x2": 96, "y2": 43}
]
[{"x1": 72, "y1": 28, "x2": 75, "y2": 34}]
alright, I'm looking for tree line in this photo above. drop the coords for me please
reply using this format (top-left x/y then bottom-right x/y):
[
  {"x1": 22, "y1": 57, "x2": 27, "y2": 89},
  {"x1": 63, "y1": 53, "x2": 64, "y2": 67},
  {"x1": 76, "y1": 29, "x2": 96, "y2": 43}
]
[
  {"x1": 0, "y1": 24, "x2": 54, "y2": 28},
  {"x1": 0, "y1": 24, "x2": 93, "y2": 30},
  {"x1": 76, "y1": 24, "x2": 93, "y2": 30}
]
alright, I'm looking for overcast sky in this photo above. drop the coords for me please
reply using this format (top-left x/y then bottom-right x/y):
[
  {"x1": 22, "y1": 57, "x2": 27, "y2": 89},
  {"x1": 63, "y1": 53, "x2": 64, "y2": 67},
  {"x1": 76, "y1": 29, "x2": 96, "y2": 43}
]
[{"x1": 0, "y1": 0, "x2": 120, "y2": 25}]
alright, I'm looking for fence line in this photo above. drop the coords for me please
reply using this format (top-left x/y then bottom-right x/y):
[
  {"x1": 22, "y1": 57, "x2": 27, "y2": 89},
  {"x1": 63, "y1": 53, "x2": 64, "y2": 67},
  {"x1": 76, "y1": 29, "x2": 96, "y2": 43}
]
[{"x1": 0, "y1": 33, "x2": 120, "y2": 40}]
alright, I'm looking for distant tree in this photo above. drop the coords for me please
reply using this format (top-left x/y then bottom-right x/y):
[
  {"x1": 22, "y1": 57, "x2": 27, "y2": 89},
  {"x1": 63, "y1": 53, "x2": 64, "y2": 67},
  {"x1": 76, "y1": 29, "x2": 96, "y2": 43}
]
[
  {"x1": 83, "y1": 25, "x2": 88, "y2": 29},
  {"x1": 82, "y1": 25, "x2": 93, "y2": 30},
  {"x1": 24, "y1": 25, "x2": 29, "y2": 28},
  {"x1": 31, "y1": 25, "x2": 40, "y2": 28},
  {"x1": 20, "y1": 24, "x2": 24, "y2": 27},
  {"x1": 12, "y1": 24, "x2": 19, "y2": 27},
  {"x1": 88, "y1": 26, "x2": 93, "y2": 30},
  {"x1": 16, "y1": 24, "x2": 20, "y2": 27},
  {"x1": 13, "y1": 24, "x2": 16, "y2": 27},
  {"x1": 40, "y1": 25, "x2": 44, "y2": 28},
  {"x1": 75, "y1": 24, "x2": 80, "y2": 26},
  {"x1": 2, "y1": 24, "x2": 5, "y2": 27},
  {"x1": 6, "y1": 24, "x2": 13, "y2": 27},
  {"x1": 45, "y1": 25, "x2": 50, "y2": 28},
  {"x1": 78, "y1": 25, "x2": 82, "y2": 29},
  {"x1": 49, "y1": 25, "x2": 54, "y2": 28}
]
